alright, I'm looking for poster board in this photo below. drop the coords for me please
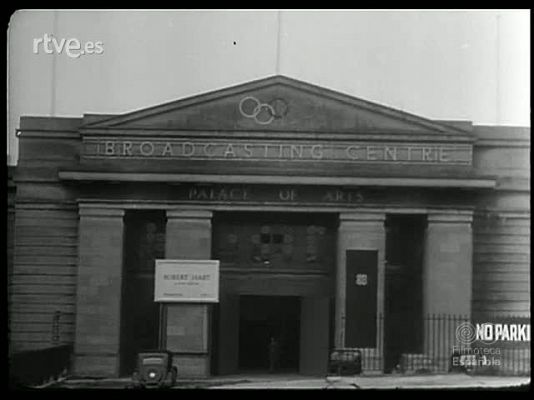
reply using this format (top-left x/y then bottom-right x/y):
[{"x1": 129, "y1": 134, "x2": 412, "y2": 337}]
[{"x1": 154, "y1": 259, "x2": 219, "y2": 303}]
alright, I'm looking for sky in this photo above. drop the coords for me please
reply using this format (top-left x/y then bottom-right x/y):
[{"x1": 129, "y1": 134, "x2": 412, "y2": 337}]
[{"x1": 7, "y1": 9, "x2": 530, "y2": 165}]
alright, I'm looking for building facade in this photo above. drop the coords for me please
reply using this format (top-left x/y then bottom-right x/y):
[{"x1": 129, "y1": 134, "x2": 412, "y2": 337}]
[{"x1": 8, "y1": 76, "x2": 530, "y2": 377}]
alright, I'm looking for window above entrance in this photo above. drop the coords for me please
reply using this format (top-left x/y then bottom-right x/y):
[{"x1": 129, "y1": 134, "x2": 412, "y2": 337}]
[{"x1": 213, "y1": 213, "x2": 336, "y2": 273}]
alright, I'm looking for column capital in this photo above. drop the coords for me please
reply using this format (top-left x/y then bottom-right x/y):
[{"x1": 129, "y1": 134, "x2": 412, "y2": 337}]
[
  {"x1": 339, "y1": 210, "x2": 386, "y2": 223},
  {"x1": 166, "y1": 209, "x2": 213, "y2": 220},
  {"x1": 427, "y1": 209, "x2": 473, "y2": 224},
  {"x1": 79, "y1": 206, "x2": 124, "y2": 218}
]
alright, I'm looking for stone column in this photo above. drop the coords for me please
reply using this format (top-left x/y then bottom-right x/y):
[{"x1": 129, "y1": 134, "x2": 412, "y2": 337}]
[
  {"x1": 423, "y1": 211, "x2": 473, "y2": 316},
  {"x1": 423, "y1": 210, "x2": 473, "y2": 369},
  {"x1": 74, "y1": 205, "x2": 124, "y2": 377},
  {"x1": 336, "y1": 211, "x2": 386, "y2": 360},
  {"x1": 163, "y1": 210, "x2": 213, "y2": 378}
]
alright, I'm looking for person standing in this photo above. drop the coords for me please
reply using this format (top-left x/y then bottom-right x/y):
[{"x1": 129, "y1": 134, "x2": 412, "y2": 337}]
[{"x1": 268, "y1": 337, "x2": 280, "y2": 373}]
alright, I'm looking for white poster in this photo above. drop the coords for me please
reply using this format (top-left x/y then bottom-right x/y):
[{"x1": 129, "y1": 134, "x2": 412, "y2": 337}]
[{"x1": 154, "y1": 259, "x2": 219, "y2": 303}]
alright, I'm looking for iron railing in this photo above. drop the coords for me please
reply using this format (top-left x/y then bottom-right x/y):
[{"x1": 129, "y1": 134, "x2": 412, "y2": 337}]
[{"x1": 338, "y1": 313, "x2": 530, "y2": 376}]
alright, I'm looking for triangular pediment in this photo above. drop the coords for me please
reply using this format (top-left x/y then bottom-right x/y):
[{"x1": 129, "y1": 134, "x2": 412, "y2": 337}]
[{"x1": 83, "y1": 75, "x2": 471, "y2": 137}]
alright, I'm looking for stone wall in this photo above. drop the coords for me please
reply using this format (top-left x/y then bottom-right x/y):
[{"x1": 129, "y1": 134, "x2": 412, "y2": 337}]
[
  {"x1": 9, "y1": 118, "x2": 81, "y2": 353},
  {"x1": 472, "y1": 126, "x2": 530, "y2": 318}
]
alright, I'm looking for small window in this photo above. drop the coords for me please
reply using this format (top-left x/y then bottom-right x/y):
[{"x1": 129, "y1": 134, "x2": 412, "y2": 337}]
[
  {"x1": 272, "y1": 234, "x2": 283, "y2": 244},
  {"x1": 261, "y1": 234, "x2": 271, "y2": 244}
]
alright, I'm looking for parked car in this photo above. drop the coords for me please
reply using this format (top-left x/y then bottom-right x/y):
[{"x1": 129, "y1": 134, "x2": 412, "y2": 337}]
[
  {"x1": 131, "y1": 350, "x2": 177, "y2": 389},
  {"x1": 328, "y1": 348, "x2": 362, "y2": 376}
]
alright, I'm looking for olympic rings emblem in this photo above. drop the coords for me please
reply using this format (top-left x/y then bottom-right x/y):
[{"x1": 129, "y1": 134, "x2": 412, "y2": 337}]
[{"x1": 239, "y1": 96, "x2": 289, "y2": 125}]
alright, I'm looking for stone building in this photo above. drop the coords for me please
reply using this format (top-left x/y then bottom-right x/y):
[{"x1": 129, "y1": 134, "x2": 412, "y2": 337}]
[{"x1": 8, "y1": 76, "x2": 530, "y2": 377}]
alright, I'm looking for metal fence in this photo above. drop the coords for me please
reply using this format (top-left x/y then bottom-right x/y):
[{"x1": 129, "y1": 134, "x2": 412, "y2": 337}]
[{"x1": 349, "y1": 313, "x2": 530, "y2": 376}]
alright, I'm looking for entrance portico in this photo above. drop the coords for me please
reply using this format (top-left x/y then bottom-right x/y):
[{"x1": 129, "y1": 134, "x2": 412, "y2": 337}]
[{"x1": 71, "y1": 199, "x2": 478, "y2": 377}]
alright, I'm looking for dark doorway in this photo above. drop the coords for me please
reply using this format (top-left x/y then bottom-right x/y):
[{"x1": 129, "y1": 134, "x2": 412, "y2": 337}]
[
  {"x1": 119, "y1": 210, "x2": 166, "y2": 376},
  {"x1": 384, "y1": 214, "x2": 425, "y2": 373},
  {"x1": 239, "y1": 295, "x2": 300, "y2": 372}
]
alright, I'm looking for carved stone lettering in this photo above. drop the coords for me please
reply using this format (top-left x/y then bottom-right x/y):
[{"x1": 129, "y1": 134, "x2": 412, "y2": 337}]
[{"x1": 88, "y1": 139, "x2": 472, "y2": 165}]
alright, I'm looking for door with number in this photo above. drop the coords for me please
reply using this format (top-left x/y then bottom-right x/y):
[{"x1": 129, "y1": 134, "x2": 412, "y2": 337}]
[{"x1": 345, "y1": 250, "x2": 378, "y2": 348}]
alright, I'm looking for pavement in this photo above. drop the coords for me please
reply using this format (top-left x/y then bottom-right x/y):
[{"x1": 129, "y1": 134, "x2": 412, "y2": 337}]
[
  {"x1": 36, "y1": 372, "x2": 530, "y2": 390},
  {"x1": 209, "y1": 373, "x2": 530, "y2": 389}
]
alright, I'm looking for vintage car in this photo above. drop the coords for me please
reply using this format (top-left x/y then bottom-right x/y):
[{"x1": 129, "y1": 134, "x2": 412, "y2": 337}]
[
  {"x1": 131, "y1": 350, "x2": 177, "y2": 389},
  {"x1": 328, "y1": 348, "x2": 362, "y2": 376}
]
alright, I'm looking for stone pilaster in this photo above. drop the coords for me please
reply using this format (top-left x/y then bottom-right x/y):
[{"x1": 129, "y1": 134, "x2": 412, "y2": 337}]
[
  {"x1": 423, "y1": 210, "x2": 473, "y2": 370},
  {"x1": 74, "y1": 206, "x2": 124, "y2": 377},
  {"x1": 165, "y1": 210, "x2": 212, "y2": 259},
  {"x1": 336, "y1": 211, "x2": 386, "y2": 350},
  {"x1": 163, "y1": 209, "x2": 213, "y2": 377},
  {"x1": 423, "y1": 210, "x2": 473, "y2": 316}
]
